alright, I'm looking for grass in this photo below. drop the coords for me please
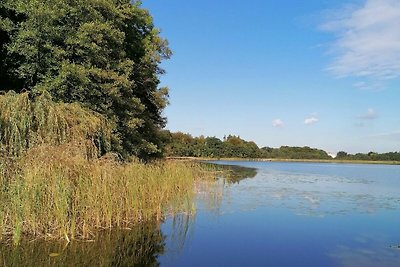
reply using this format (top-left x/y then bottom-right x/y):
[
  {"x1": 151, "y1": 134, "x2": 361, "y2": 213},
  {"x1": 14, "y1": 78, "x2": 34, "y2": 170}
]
[
  {"x1": 0, "y1": 92, "x2": 215, "y2": 245},
  {"x1": 0, "y1": 143, "x2": 213, "y2": 244}
]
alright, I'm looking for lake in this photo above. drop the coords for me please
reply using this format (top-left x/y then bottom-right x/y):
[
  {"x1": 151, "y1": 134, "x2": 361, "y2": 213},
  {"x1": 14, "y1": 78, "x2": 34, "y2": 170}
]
[{"x1": 2, "y1": 161, "x2": 400, "y2": 266}]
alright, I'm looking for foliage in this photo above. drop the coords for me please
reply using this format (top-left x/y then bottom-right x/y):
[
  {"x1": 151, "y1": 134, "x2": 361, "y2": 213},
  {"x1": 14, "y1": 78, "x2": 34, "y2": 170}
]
[
  {"x1": 260, "y1": 145, "x2": 332, "y2": 160},
  {"x1": 0, "y1": 0, "x2": 170, "y2": 159},
  {"x1": 336, "y1": 150, "x2": 400, "y2": 161},
  {"x1": 0, "y1": 91, "x2": 112, "y2": 157},
  {"x1": 163, "y1": 131, "x2": 332, "y2": 160}
]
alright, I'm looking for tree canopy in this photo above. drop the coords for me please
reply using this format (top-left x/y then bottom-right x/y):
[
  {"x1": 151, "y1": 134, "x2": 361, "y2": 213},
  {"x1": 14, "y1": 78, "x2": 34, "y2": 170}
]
[
  {"x1": 0, "y1": 0, "x2": 170, "y2": 160},
  {"x1": 163, "y1": 131, "x2": 332, "y2": 160}
]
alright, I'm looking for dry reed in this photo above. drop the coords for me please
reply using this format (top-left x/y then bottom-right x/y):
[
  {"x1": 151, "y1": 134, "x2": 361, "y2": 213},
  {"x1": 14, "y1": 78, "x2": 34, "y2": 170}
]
[
  {"x1": 0, "y1": 92, "x2": 214, "y2": 244},
  {"x1": 0, "y1": 143, "x2": 212, "y2": 244}
]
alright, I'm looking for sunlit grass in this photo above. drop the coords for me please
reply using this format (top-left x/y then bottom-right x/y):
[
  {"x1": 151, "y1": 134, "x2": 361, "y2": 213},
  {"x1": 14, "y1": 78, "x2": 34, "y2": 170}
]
[
  {"x1": 0, "y1": 92, "x2": 214, "y2": 244},
  {"x1": 0, "y1": 143, "x2": 213, "y2": 244}
]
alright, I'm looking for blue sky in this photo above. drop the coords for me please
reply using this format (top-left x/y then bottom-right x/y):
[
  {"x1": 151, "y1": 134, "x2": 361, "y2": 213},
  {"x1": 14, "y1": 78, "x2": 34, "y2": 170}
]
[{"x1": 142, "y1": 0, "x2": 400, "y2": 154}]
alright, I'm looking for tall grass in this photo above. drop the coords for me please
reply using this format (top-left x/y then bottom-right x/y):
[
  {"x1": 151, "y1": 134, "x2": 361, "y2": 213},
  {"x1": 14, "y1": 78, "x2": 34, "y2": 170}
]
[
  {"x1": 0, "y1": 91, "x2": 112, "y2": 158},
  {"x1": 0, "y1": 143, "x2": 211, "y2": 244},
  {"x1": 0, "y1": 92, "x2": 214, "y2": 244}
]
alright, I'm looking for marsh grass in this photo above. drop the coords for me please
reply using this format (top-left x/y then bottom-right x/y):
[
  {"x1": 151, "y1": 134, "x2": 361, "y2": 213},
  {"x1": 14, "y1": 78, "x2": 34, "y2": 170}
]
[
  {"x1": 0, "y1": 144, "x2": 212, "y2": 244},
  {"x1": 0, "y1": 92, "x2": 214, "y2": 244}
]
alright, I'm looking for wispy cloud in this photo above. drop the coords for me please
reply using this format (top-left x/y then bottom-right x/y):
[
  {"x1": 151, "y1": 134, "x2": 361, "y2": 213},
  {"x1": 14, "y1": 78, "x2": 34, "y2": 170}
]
[
  {"x1": 304, "y1": 114, "x2": 319, "y2": 125},
  {"x1": 272, "y1": 119, "x2": 284, "y2": 128},
  {"x1": 322, "y1": 0, "x2": 400, "y2": 80},
  {"x1": 370, "y1": 130, "x2": 400, "y2": 141},
  {"x1": 358, "y1": 108, "x2": 377, "y2": 120},
  {"x1": 353, "y1": 81, "x2": 384, "y2": 91}
]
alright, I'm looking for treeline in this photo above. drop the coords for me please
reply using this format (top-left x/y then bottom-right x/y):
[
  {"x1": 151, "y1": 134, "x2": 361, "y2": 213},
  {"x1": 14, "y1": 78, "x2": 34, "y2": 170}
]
[
  {"x1": 161, "y1": 131, "x2": 332, "y2": 160},
  {"x1": 336, "y1": 151, "x2": 400, "y2": 162},
  {"x1": 162, "y1": 131, "x2": 400, "y2": 162}
]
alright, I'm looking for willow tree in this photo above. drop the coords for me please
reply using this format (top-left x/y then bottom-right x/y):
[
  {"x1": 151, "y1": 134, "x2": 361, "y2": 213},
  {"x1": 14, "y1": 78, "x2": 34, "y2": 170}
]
[{"x1": 0, "y1": 0, "x2": 171, "y2": 160}]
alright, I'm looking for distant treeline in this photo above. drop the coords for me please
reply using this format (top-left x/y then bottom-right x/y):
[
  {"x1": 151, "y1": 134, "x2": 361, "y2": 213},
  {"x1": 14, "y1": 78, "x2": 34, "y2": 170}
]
[
  {"x1": 161, "y1": 131, "x2": 400, "y2": 161},
  {"x1": 336, "y1": 151, "x2": 400, "y2": 161},
  {"x1": 161, "y1": 131, "x2": 331, "y2": 159}
]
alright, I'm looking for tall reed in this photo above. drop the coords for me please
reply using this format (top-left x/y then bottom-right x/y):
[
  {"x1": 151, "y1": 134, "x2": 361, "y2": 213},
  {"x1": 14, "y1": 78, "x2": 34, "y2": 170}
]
[
  {"x1": 0, "y1": 143, "x2": 212, "y2": 244},
  {"x1": 0, "y1": 92, "x2": 214, "y2": 244}
]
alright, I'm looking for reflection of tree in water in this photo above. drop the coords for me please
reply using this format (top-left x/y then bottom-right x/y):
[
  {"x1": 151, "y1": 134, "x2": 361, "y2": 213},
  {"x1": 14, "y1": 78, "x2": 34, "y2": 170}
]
[
  {"x1": 221, "y1": 165, "x2": 258, "y2": 184},
  {"x1": 203, "y1": 163, "x2": 258, "y2": 184},
  {"x1": 1, "y1": 221, "x2": 169, "y2": 267},
  {"x1": 194, "y1": 163, "x2": 259, "y2": 215}
]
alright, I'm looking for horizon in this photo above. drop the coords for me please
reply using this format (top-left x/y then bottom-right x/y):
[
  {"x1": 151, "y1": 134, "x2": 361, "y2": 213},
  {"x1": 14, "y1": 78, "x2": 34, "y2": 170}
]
[{"x1": 142, "y1": 0, "x2": 400, "y2": 154}]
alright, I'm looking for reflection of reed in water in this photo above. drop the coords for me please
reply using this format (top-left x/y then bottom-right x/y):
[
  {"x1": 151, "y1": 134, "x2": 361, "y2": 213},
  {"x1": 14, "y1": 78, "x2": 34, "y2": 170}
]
[
  {"x1": 195, "y1": 163, "x2": 259, "y2": 215},
  {"x1": 0, "y1": 212, "x2": 200, "y2": 267},
  {"x1": 0, "y1": 222, "x2": 165, "y2": 267},
  {"x1": 162, "y1": 212, "x2": 196, "y2": 256}
]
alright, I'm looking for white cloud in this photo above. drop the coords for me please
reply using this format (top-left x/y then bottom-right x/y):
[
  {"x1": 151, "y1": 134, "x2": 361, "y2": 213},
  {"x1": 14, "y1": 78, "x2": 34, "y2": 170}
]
[
  {"x1": 272, "y1": 119, "x2": 284, "y2": 128},
  {"x1": 359, "y1": 108, "x2": 377, "y2": 119},
  {"x1": 304, "y1": 116, "x2": 319, "y2": 125},
  {"x1": 322, "y1": 0, "x2": 400, "y2": 80}
]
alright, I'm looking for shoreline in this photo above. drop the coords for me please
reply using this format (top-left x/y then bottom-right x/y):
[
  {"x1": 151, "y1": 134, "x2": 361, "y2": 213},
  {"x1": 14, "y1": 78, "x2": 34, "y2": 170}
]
[{"x1": 167, "y1": 157, "x2": 400, "y2": 165}]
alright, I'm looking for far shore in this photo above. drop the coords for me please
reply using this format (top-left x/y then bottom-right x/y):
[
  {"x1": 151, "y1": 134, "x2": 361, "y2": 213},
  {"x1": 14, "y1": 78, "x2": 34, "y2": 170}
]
[{"x1": 167, "y1": 157, "x2": 400, "y2": 165}]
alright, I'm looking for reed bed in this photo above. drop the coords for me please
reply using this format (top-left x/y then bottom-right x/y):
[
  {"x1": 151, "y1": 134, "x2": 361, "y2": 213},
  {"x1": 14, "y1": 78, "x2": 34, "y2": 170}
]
[
  {"x1": 0, "y1": 92, "x2": 214, "y2": 244},
  {"x1": 0, "y1": 143, "x2": 212, "y2": 244}
]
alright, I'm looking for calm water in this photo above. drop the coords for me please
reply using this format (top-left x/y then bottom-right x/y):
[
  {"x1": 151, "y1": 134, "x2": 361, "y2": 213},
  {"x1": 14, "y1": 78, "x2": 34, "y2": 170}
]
[{"x1": 2, "y1": 161, "x2": 400, "y2": 266}]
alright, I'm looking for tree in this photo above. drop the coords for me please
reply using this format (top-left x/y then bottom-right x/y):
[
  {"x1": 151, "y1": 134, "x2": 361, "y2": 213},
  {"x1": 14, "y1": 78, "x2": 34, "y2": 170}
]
[
  {"x1": 336, "y1": 151, "x2": 348, "y2": 159},
  {"x1": 0, "y1": 1, "x2": 26, "y2": 91},
  {"x1": 0, "y1": 0, "x2": 171, "y2": 160}
]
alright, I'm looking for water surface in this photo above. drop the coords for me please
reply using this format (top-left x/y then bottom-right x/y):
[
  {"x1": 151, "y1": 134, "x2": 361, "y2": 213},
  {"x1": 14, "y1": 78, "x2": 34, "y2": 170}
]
[
  {"x1": 159, "y1": 161, "x2": 400, "y2": 267},
  {"x1": 2, "y1": 161, "x2": 400, "y2": 266}
]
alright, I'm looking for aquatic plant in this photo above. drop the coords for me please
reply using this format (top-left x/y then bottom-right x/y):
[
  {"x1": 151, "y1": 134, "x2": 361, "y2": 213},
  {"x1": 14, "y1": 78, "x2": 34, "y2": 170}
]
[{"x1": 0, "y1": 144, "x2": 212, "y2": 244}]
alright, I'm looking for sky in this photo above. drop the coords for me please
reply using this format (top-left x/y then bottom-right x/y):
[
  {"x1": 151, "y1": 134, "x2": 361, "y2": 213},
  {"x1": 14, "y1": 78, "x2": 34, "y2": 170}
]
[{"x1": 142, "y1": 0, "x2": 400, "y2": 154}]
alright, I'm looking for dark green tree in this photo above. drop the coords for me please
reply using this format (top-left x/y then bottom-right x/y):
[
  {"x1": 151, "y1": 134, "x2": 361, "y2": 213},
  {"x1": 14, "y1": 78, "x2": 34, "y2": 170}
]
[
  {"x1": 0, "y1": 0, "x2": 171, "y2": 160},
  {"x1": 336, "y1": 151, "x2": 348, "y2": 159}
]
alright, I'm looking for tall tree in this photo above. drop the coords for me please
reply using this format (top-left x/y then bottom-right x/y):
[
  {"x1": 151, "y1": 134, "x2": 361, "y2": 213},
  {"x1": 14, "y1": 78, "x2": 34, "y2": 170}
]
[
  {"x1": 0, "y1": 0, "x2": 171, "y2": 160},
  {"x1": 0, "y1": 1, "x2": 26, "y2": 91}
]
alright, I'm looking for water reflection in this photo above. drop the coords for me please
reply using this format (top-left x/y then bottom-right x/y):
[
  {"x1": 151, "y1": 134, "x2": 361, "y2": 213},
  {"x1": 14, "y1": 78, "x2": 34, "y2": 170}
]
[
  {"x1": 3, "y1": 162, "x2": 400, "y2": 267},
  {"x1": 0, "y1": 214, "x2": 194, "y2": 267},
  {"x1": 209, "y1": 162, "x2": 400, "y2": 217},
  {"x1": 329, "y1": 234, "x2": 400, "y2": 267},
  {"x1": 203, "y1": 163, "x2": 258, "y2": 184}
]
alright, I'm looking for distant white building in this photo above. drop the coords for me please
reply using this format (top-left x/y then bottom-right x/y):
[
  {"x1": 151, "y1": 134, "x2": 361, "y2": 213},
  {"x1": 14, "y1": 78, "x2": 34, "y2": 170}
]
[{"x1": 328, "y1": 152, "x2": 337, "y2": 158}]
